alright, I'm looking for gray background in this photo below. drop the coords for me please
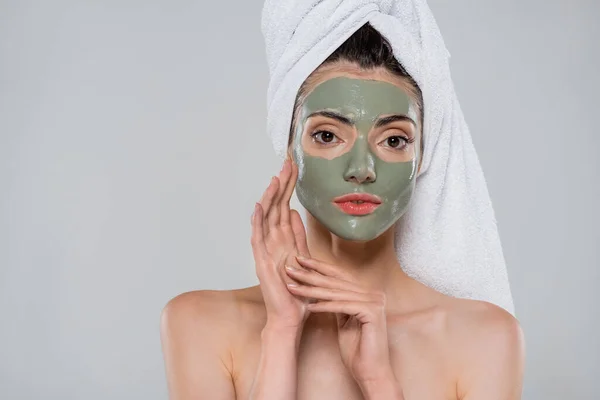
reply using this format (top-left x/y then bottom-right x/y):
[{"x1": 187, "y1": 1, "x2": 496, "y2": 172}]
[{"x1": 1, "y1": 0, "x2": 598, "y2": 399}]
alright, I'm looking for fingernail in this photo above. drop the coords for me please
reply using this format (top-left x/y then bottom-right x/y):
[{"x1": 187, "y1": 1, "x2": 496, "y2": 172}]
[
  {"x1": 296, "y1": 255, "x2": 308, "y2": 261},
  {"x1": 285, "y1": 265, "x2": 297, "y2": 271},
  {"x1": 286, "y1": 283, "x2": 298, "y2": 287}
]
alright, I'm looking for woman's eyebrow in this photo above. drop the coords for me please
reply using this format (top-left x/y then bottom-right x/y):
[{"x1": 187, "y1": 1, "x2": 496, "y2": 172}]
[
  {"x1": 374, "y1": 115, "x2": 416, "y2": 128},
  {"x1": 307, "y1": 111, "x2": 415, "y2": 128},
  {"x1": 307, "y1": 110, "x2": 353, "y2": 126}
]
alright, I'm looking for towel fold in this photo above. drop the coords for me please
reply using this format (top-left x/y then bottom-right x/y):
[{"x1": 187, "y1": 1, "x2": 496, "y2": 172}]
[{"x1": 260, "y1": 0, "x2": 515, "y2": 316}]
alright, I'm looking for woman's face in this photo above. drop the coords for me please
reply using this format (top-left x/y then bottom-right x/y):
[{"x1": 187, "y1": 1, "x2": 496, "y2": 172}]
[{"x1": 290, "y1": 70, "x2": 421, "y2": 242}]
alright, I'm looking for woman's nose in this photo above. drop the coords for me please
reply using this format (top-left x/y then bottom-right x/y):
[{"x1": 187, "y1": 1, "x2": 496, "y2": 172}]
[{"x1": 343, "y1": 140, "x2": 376, "y2": 184}]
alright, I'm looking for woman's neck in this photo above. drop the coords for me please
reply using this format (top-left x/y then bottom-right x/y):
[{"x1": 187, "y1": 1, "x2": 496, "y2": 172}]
[{"x1": 304, "y1": 213, "x2": 410, "y2": 298}]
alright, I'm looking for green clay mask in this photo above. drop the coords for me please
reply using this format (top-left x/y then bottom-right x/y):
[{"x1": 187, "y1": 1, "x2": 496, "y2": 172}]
[{"x1": 292, "y1": 76, "x2": 420, "y2": 241}]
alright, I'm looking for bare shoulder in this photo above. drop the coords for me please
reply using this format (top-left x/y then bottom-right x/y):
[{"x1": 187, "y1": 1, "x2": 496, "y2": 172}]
[
  {"x1": 160, "y1": 285, "x2": 267, "y2": 366},
  {"x1": 446, "y1": 297, "x2": 524, "y2": 356},
  {"x1": 444, "y1": 296, "x2": 520, "y2": 332},
  {"x1": 444, "y1": 298, "x2": 525, "y2": 398},
  {"x1": 160, "y1": 285, "x2": 266, "y2": 340},
  {"x1": 160, "y1": 287, "x2": 267, "y2": 397}
]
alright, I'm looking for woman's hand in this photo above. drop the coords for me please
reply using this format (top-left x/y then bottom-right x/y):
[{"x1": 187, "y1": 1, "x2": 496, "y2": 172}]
[
  {"x1": 251, "y1": 158, "x2": 311, "y2": 331},
  {"x1": 284, "y1": 256, "x2": 398, "y2": 387}
]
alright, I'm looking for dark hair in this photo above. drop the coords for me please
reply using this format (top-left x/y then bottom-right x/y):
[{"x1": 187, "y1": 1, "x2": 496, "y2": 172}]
[{"x1": 288, "y1": 22, "x2": 424, "y2": 157}]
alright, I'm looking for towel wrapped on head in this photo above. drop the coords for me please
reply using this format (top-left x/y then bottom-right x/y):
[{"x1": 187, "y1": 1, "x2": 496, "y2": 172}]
[{"x1": 261, "y1": 0, "x2": 515, "y2": 316}]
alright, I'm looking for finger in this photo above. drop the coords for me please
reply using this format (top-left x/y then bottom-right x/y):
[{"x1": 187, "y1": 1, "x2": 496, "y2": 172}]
[
  {"x1": 260, "y1": 177, "x2": 280, "y2": 236},
  {"x1": 280, "y1": 158, "x2": 298, "y2": 227},
  {"x1": 258, "y1": 176, "x2": 279, "y2": 209},
  {"x1": 284, "y1": 265, "x2": 365, "y2": 293},
  {"x1": 295, "y1": 256, "x2": 355, "y2": 283},
  {"x1": 268, "y1": 159, "x2": 291, "y2": 227},
  {"x1": 306, "y1": 301, "x2": 382, "y2": 324},
  {"x1": 290, "y1": 209, "x2": 310, "y2": 256},
  {"x1": 286, "y1": 282, "x2": 372, "y2": 303},
  {"x1": 279, "y1": 259, "x2": 303, "y2": 287},
  {"x1": 250, "y1": 203, "x2": 269, "y2": 277}
]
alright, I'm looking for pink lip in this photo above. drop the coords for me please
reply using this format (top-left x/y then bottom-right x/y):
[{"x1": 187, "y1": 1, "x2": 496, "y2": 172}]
[
  {"x1": 333, "y1": 201, "x2": 380, "y2": 216},
  {"x1": 332, "y1": 193, "x2": 382, "y2": 204},
  {"x1": 332, "y1": 193, "x2": 382, "y2": 216}
]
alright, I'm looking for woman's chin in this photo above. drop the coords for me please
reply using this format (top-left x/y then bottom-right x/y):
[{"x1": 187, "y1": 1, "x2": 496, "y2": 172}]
[
  {"x1": 328, "y1": 227, "x2": 381, "y2": 243},
  {"x1": 324, "y1": 218, "x2": 398, "y2": 243}
]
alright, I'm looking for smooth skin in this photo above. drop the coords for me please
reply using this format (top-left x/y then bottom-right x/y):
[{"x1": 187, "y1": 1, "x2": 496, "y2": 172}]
[{"x1": 160, "y1": 63, "x2": 525, "y2": 400}]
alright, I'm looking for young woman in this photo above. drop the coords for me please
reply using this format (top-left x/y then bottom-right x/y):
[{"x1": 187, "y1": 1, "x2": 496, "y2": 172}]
[{"x1": 160, "y1": 23, "x2": 525, "y2": 400}]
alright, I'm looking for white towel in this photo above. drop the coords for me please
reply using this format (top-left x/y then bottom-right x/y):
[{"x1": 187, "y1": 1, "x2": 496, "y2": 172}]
[{"x1": 260, "y1": 0, "x2": 515, "y2": 316}]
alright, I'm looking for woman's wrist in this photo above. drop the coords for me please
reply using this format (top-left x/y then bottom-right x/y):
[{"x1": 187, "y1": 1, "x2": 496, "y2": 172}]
[
  {"x1": 261, "y1": 319, "x2": 304, "y2": 348},
  {"x1": 262, "y1": 317, "x2": 304, "y2": 334},
  {"x1": 357, "y1": 370, "x2": 404, "y2": 400}
]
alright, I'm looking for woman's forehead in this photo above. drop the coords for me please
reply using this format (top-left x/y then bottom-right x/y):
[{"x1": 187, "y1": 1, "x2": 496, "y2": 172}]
[
  {"x1": 302, "y1": 62, "x2": 415, "y2": 97},
  {"x1": 303, "y1": 76, "x2": 413, "y2": 115}
]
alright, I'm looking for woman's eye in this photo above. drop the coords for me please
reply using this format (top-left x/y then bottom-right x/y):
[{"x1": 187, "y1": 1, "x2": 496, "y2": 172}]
[
  {"x1": 382, "y1": 136, "x2": 408, "y2": 149},
  {"x1": 311, "y1": 130, "x2": 339, "y2": 144}
]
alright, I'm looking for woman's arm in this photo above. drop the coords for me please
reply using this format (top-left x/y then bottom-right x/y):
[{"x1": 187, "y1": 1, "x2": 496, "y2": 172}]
[
  {"x1": 456, "y1": 304, "x2": 525, "y2": 400},
  {"x1": 160, "y1": 159, "x2": 309, "y2": 399},
  {"x1": 160, "y1": 291, "x2": 236, "y2": 400},
  {"x1": 248, "y1": 158, "x2": 312, "y2": 399},
  {"x1": 248, "y1": 322, "x2": 303, "y2": 399}
]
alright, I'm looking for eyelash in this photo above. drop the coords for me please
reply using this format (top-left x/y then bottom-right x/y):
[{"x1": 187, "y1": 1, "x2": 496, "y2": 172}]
[
  {"x1": 311, "y1": 130, "x2": 341, "y2": 144},
  {"x1": 310, "y1": 130, "x2": 415, "y2": 151}
]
